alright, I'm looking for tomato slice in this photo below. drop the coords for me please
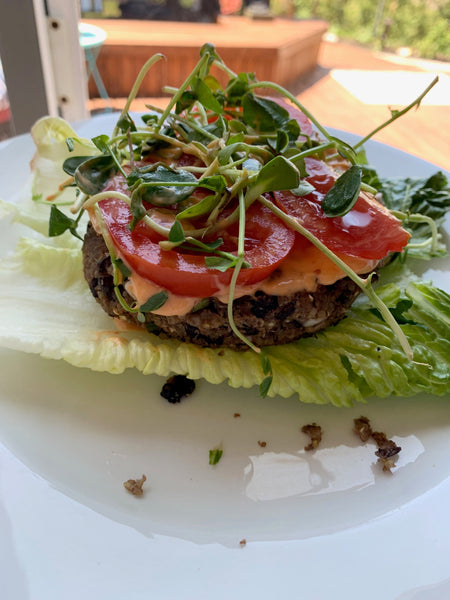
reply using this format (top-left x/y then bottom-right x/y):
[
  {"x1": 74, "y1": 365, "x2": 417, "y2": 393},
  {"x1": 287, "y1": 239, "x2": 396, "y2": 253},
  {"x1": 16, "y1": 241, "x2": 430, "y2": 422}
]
[
  {"x1": 274, "y1": 158, "x2": 410, "y2": 260},
  {"x1": 98, "y1": 193, "x2": 295, "y2": 298}
]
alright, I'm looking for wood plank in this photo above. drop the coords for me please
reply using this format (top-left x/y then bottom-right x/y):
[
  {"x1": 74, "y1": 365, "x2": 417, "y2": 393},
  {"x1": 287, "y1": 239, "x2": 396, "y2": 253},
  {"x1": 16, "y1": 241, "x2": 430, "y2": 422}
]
[
  {"x1": 83, "y1": 16, "x2": 327, "y2": 96},
  {"x1": 296, "y1": 41, "x2": 450, "y2": 171}
]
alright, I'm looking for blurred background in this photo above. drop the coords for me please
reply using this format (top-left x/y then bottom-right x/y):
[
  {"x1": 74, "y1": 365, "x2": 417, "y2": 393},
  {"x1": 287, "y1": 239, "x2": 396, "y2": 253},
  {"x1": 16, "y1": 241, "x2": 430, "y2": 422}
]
[{"x1": 0, "y1": 0, "x2": 448, "y2": 169}]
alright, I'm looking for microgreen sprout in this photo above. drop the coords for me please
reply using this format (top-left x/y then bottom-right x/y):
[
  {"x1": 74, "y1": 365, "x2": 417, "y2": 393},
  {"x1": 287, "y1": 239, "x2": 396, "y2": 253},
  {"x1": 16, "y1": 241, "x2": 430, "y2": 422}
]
[{"x1": 45, "y1": 44, "x2": 441, "y2": 395}]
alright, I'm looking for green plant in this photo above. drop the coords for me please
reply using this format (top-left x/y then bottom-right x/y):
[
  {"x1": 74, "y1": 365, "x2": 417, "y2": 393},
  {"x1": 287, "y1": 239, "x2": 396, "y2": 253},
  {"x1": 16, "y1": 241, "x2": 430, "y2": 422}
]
[{"x1": 286, "y1": 0, "x2": 449, "y2": 60}]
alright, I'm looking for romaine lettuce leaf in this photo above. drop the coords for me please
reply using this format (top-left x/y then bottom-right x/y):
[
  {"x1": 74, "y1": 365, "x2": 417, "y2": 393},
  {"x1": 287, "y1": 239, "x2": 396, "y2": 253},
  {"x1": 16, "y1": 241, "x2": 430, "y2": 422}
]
[{"x1": 0, "y1": 234, "x2": 448, "y2": 406}]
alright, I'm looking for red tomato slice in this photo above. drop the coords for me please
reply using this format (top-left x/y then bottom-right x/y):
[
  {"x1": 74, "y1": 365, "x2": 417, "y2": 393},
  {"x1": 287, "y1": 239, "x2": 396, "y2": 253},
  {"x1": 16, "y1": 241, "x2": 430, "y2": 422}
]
[
  {"x1": 274, "y1": 158, "x2": 410, "y2": 260},
  {"x1": 99, "y1": 194, "x2": 295, "y2": 298}
]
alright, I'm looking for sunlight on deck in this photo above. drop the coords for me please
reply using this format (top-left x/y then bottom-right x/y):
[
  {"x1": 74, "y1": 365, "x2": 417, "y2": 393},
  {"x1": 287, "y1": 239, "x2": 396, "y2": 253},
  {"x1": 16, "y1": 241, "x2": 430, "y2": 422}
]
[{"x1": 331, "y1": 70, "x2": 450, "y2": 106}]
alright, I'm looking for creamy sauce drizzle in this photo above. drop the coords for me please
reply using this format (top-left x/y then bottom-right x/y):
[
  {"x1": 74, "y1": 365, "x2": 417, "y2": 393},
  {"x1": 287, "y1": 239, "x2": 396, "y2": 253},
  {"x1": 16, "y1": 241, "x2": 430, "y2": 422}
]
[{"x1": 123, "y1": 247, "x2": 377, "y2": 316}]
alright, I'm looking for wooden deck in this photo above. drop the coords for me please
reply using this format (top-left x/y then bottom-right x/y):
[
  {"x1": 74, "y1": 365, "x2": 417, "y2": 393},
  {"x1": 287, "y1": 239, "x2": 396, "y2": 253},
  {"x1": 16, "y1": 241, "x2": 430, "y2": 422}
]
[
  {"x1": 296, "y1": 41, "x2": 450, "y2": 172},
  {"x1": 83, "y1": 16, "x2": 327, "y2": 97},
  {"x1": 86, "y1": 20, "x2": 450, "y2": 172}
]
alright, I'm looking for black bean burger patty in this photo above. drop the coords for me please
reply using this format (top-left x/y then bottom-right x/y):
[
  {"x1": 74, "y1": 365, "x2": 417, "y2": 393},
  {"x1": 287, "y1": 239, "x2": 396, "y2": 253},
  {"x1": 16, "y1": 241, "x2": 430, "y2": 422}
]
[{"x1": 83, "y1": 223, "x2": 364, "y2": 350}]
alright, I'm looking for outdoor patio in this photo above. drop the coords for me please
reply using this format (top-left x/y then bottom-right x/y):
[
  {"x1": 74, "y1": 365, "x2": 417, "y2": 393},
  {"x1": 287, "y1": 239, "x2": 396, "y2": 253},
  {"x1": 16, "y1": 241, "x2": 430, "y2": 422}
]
[{"x1": 86, "y1": 20, "x2": 450, "y2": 172}]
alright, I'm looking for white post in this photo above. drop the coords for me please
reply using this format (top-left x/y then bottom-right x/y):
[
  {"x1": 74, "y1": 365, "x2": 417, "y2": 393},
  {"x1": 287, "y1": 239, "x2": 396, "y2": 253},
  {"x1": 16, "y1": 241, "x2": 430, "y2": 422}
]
[
  {"x1": 44, "y1": 0, "x2": 89, "y2": 122},
  {"x1": 0, "y1": 0, "x2": 89, "y2": 134}
]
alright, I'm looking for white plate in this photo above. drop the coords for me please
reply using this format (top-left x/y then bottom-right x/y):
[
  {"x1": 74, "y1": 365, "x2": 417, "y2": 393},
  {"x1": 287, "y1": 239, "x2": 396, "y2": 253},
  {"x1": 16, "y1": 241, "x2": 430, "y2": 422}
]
[{"x1": 0, "y1": 116, "x2": 449, "y2": 600}]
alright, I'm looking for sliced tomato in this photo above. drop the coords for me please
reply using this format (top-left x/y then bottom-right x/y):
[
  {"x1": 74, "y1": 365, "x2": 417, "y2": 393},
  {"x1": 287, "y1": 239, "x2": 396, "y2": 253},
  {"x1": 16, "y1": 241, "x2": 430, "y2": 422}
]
[
  {"x1": 98, "y1": 193, "x2": 295, "y2": 298},
  {"x1": 274, "y1": 158, "x2": 410, "y2": 260}
]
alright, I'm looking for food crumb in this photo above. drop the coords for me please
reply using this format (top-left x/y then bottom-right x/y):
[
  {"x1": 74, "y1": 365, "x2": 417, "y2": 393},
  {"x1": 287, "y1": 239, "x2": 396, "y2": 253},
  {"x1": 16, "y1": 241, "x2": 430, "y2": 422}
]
[
  {"x1": 353, "y1": 416, "x2": 402, "y2": 473},
  {"x1": 257, "y1": 440, "x2": 267, "y2": 448},
  {"x1": 123, "y1": 474, "x2": 147, "y2": 496},
  {"x1": 301, "y1": 423, "x2": 322, "y2": 451},
  {"x1": 160, "y1": 374, "x2": 195, "y2": 403},
  {"x1": 372, "y1": 431, "x2": 402, "y2": 473},
  {"x1": 353, "y1": 416, "x2": 373, "y2": 442},
  {"x1": 239, "y1": 539, "x2": 247, "y2": 548}
]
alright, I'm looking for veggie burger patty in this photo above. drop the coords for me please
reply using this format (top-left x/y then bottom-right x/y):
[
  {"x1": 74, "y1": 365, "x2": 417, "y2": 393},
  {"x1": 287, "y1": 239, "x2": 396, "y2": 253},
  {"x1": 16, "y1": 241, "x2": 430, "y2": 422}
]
[{"x1": 83, "y1": 221, "x2": 364, "y2": 349}]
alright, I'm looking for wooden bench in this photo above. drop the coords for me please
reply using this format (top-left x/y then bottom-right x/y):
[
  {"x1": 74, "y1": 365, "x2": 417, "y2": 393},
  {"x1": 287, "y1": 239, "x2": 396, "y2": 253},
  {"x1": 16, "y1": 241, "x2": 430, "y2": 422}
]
[{"x1": 83, "y1": 16, "x2": 327, "y2": 98}]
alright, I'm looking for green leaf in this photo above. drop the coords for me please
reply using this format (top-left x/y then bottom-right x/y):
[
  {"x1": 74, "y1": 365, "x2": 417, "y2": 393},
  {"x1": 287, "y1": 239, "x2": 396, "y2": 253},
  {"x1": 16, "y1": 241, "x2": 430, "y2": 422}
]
[
  {"x1": 92, "y1": 134, "x2": 110, "y2": 153},
  {"x1": 74, "y1": 155, "x2": 117, "y2": 195},
  {"x1": 139, "y1": 291, "x2": 169, "y2": 313},
  {"x1": 129, "y1": 189, "x2": 148, "y2": 230},
  {"x1": 380, "y1": 172, "x2": 450, "y2": 220},
  {"x1": 225, "y1": 72, "x2": 255, "y2": 104},
  {"x1": 203, "y1": 74, "x2": 222, "y2": 93},
  {"x1": 198, "y1": 174, "x2": 228, "y2": 193},
  {"x1": 205, "y1": 255, "x2": 238, "y2": 271},
  {"x1": 248, "y1": 155, "x2": 300, "y2": 201},
  {"x1": 193, "y1": 78, "x2": 223, "y2": 114},
  {"x1": 227, "y1": 132, "x2": 245, "y2": 145},
  {"x1": 379, "y1": 172, "x2": 450, "y2": 258},
  {"x1": 176, "y1": 194, "x2": 220, "y2": 220},
  {"x1": 370, "y1": 298, "x2": 423, "y2": 327},
  {"x1": 268, "y1": 129, "x2": 289, "y2": 154},
  {"x1": 113, "y1": 258, "x2": 132, "y2": 279},
  {"x1": 259, "y1": 375, "x2": 273, "y2": 398},
  {"x1": 217, "y1": 142, "x2": 248, "y2": 165},
  {"x1": 288, "y1": 154, "x2": 308, "y2": 178},
  {"x1": 185, "y1": 237, "x2": 224, "y2": 252},
  {"x1": 128, "y1": 164, "x2": 198, "y2": 207},
  {"x1": 361, "y1": 164, "x2": 381, "y2": 189},
  {"x1": 183, "y1": 119, "x2": 225, "y2": 144},
  {"x1": 48, "y1": 205, "x2": 82, "y2": 240},
  {"x1": 227, "y1": 119, "x2": 247, "y2": 133},
  {"x1": 242, "y1": 94, "x2": 290, "y2": 132},
  {"x1": 116, "y1": 113, "x2": 137, "y2": 133},
  {"x1": 259, "y1": 352, "x2": 273, "y2": 397},
  {"x1": 321, "y1": 165, "x2": 362, "y2": 217},
  {"x1": 63, "y1": 155, "x2": 94, "y2": 177},
  {"x1": 141, "y1": 113, "x2": 159, "y2": 125},
  {"x1": 168, "y1": 220, "x2": 185, "y2": 243},
  {"x1": 283, "y1": 118, "x2": 301, "y2": 142},
  {"x1": 209, "y1": 447, "x2": 223, "y2": 465},
  {"x1": 175, "y1": 90, "x2": 197, "y2": 114}
]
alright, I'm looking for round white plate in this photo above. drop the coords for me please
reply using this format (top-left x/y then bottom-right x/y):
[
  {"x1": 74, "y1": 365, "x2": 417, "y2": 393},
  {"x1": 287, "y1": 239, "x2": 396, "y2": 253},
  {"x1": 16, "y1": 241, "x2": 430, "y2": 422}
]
[{"x1": 0, "y1": 116, "x2": 449, "y2": 600}]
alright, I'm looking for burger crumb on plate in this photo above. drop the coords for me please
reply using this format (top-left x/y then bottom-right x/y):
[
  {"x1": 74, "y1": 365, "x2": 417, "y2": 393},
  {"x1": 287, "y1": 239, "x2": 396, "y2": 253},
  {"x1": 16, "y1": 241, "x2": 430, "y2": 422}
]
[
  {"x1": 301, "y1": 423, "x2": 322, "y2": 451},
  {"x1": 353, "y1": 416, "x2": 402, "y2": 472},
  {"x1": 160, "y1": 374, "x2": 196, "y2": 403},
  {"x1": 123, "y1": 474, "x2": 147, "y2": 496}
]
